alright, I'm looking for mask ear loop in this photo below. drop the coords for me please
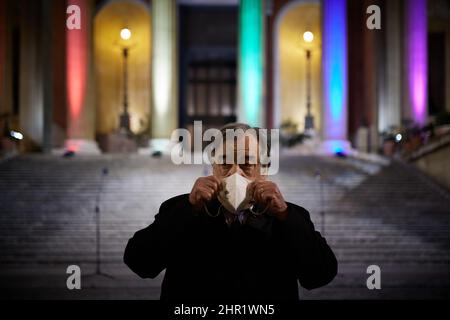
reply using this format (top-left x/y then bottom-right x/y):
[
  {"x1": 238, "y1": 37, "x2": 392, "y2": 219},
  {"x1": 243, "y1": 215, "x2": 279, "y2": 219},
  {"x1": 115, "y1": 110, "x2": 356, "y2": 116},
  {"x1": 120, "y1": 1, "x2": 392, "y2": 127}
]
[
  {"x1": 249, "y1": 204, "x2": 268, "y2": 216},
  {"x1": 204, "y1": 203, "x2": 223, "y2": 218}
]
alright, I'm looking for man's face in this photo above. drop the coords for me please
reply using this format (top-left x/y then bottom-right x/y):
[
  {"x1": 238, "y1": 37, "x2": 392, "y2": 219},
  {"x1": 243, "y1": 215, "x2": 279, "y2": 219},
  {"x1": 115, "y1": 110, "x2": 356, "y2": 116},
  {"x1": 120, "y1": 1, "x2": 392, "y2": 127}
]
[{"x1": 212, "y1": 134, "x2": 263, "y2": 181}]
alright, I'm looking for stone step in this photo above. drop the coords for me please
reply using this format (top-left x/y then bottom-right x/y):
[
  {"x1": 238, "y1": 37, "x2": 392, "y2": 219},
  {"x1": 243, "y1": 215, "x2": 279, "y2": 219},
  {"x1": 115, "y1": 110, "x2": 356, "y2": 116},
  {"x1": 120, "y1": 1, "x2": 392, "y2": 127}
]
[{"x1": 1, "y1": 154, "x2": 450, "y2": 299}]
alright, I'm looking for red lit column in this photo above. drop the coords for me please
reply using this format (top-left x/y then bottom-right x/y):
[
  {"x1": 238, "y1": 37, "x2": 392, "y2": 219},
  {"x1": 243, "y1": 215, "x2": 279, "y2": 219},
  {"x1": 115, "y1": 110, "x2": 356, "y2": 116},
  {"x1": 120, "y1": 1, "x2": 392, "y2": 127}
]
[{"x1": 66, "y1": 0, "x2": 99, "y2": 153}]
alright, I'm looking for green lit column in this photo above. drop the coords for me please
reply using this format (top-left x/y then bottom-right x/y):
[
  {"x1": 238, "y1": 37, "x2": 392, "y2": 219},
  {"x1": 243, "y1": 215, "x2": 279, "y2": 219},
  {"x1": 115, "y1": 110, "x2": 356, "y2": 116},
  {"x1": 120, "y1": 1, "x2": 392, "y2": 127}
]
[
  {"x1": 151, "y1": 0, "x2": 178, "y2": 151},
  {"x1": 238, "y1": 0, "x2": 265, "y2": 127}
]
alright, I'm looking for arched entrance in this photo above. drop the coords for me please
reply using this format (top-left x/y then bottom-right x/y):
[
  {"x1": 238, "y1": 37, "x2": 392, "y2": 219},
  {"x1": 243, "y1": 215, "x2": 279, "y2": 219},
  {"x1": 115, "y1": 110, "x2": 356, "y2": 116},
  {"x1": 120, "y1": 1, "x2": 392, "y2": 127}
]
[
  {"x1": 94, "y1": 0, "x2": 151, "y2": 136},
  {"x1": 273, "y1": 0, "x2": 322, "y2": 133}
]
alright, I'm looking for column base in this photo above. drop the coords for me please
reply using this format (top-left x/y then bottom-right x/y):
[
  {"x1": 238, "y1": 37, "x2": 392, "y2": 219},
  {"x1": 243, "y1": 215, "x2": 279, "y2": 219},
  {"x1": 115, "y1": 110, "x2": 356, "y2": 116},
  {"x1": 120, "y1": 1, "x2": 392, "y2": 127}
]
[
  {"x1": 53, "y1": 139, "x2": 101, "y2": 155},
  {"x1": 138, "y1": 138, "x2": 176, "y2": 155},
  {"x1": 319, "y1": 139, "x2": 354, "y2": 156}
]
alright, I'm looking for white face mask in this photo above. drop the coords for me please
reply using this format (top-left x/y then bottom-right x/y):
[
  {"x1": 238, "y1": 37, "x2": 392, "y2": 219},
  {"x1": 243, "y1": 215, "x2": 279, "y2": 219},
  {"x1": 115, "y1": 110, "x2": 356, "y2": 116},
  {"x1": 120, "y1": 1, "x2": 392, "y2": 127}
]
[{"x1": 218, "y1": 172, "x2": 252, "y2": 214}]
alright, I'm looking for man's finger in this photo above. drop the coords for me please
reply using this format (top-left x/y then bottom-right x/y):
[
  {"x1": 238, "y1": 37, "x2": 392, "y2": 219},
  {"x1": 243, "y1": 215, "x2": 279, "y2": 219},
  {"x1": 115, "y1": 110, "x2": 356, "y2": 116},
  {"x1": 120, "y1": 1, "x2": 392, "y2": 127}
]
[
  {"x1": 253, "y1": 186, "x2": 265, "y2": 203},
  {"x1": 248, "y1": 179, "x2": 264, "y2": 198},
  {"x1": 198, "y1": 186, "x2": 215, "y2": 200},
  {"x1": 208, "y1": 175, "x2": 221, "y2": 187},
  {"x1": 203, "y1": 178, "x2": 220, "y2": 191},
  {"x1": 195, "y1": 192, "x2": 204, "y2": 205},
  {"x1": 249, "y1": 183, "x2": 259, "y2": 201},
  {"x1": 197, "y1": 177, "x2": 218, "y2": 192},
  {"x1": 247, "y1": 181, "x2": 256, "y2": 197},
  {"x1": 260, "y1": 190, "x2": 274, "y2": 203}
]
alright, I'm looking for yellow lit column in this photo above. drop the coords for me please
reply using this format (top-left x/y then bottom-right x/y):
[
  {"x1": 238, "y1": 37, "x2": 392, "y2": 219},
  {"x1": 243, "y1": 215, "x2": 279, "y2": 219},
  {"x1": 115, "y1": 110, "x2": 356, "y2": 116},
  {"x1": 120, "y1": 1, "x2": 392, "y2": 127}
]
[{"x1": 151, "y1": 0, "x2": 178, "y2": 151}]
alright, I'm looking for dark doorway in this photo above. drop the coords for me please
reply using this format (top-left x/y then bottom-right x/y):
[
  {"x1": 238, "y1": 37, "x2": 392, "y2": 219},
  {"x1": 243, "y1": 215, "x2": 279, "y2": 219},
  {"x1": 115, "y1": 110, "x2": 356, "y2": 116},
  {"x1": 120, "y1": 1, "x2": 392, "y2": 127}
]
[{"x1": 179, "y1": 5, "x2": 238, "y2": 133}]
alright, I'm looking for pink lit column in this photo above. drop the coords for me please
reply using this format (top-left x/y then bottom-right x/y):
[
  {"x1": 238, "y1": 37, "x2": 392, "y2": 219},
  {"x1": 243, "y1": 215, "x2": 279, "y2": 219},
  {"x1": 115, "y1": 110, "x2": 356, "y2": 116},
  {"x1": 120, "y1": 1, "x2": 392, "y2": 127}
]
[
  {"x1": 405, "y1": 0, "x2": 428, "y2": 126},
  {"x1": 65, "y1": 0, "x2": 99, "y2": 153}
]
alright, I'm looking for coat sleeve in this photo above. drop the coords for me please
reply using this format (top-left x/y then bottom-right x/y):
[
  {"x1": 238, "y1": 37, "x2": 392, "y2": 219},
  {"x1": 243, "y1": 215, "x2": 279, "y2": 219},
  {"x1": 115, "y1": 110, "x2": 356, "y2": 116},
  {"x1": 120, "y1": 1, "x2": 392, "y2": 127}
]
[
  {"x1": 123, "y1": 196, "x2": 188, "y2": 279},
  {"x1": 274, "y1": 203, "x2": 338, "y2": 290}
]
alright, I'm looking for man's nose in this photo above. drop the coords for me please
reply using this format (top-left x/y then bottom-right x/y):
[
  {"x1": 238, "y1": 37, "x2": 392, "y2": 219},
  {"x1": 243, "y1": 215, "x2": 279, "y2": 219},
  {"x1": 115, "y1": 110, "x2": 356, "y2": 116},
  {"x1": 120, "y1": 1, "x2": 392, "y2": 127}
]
[{"x1": 229, "y1": 164, "x2": 244, "y2": 176}]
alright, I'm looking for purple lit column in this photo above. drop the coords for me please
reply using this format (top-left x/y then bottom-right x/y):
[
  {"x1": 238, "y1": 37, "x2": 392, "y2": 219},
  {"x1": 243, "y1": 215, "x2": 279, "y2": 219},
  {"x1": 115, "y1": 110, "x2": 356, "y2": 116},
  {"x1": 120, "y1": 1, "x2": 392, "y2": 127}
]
[
  {"x1": 321, "y1": 0, "x2": 350, "y2": 154},
  {"x1": 406, "y1": 0, "x2": 427, "y2": 126}
]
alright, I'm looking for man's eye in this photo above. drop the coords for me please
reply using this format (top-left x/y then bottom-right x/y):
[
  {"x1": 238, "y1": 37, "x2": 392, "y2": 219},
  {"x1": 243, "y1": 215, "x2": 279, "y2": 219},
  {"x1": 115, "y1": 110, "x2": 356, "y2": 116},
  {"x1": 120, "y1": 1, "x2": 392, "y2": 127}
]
[{"x1": 241, "y1": 164, "x2": 254, "y2": 171}]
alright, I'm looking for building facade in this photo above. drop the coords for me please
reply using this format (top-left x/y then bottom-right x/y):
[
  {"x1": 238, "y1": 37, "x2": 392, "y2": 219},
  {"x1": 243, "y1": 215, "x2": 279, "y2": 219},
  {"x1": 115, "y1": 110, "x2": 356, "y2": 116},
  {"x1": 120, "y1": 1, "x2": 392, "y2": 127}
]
[{"x1": 1, "y1": 0, "x2": 450, "y2": 154}]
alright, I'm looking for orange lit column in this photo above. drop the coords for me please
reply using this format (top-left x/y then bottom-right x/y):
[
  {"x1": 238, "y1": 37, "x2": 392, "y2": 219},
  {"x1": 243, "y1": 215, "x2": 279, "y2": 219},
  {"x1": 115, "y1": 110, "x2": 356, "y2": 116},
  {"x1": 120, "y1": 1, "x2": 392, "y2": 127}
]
[{"x1": 65, "y1": 0, "x2": 99, "y2": 153}]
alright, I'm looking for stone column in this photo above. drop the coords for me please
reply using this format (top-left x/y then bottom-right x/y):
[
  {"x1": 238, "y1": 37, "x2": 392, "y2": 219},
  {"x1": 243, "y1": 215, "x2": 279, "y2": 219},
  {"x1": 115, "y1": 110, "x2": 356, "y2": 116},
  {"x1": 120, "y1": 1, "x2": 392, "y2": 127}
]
[
  {"x1": 378, "y1": 0, "x2": 402, "y2": 133},
  {"x1": 321, "y1": 0, "x2": 350, "y2": 154},
  {"x1": 238, "y1": 0, "x2": 265, "y2": 127},
  {"x1": 42, "y1": 0, "x2": 53, "y2": 153},
  {"x1": 404, "y1": 0, "x2": 428, "y2": 126},
  {"x1": 446, "y1": 25, "x2": 450, "y2": 113},
  {"x1": 151, "y1": 0, "x2": 178, "y2": 152},
  {"x1": 19, "y1": 0, "x2": 44, "y2": 146},
  {"x1": 0, "y1": 0, "x2": 7, "y2": 116},
  {"x1": 65, "y1": 0, "x2": 99, "y2": 153},
  {"x1": 265, "y1": 0, "x2": 274, "y2": 129}
]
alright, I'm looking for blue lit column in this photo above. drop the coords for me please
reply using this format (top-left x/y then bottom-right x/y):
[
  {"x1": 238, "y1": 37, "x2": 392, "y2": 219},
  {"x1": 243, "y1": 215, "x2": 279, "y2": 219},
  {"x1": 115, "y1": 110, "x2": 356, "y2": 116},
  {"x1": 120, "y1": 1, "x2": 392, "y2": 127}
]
[
  {"x1": 321, "y1": 0, "x2": 350, "y2": 154},
  {"x1": 238, "y1": 0, "x2": 264, "y2": 127}
]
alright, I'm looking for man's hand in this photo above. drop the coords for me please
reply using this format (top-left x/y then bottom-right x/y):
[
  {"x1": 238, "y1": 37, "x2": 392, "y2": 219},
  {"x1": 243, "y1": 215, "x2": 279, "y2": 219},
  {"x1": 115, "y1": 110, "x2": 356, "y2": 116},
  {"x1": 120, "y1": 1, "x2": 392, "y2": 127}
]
[
  {"x1": 189, "y1": 176, "x2": 221, "y2": 211},
  {"x1": 247, "y1": 180, "x2": 288, "y2": 220}
]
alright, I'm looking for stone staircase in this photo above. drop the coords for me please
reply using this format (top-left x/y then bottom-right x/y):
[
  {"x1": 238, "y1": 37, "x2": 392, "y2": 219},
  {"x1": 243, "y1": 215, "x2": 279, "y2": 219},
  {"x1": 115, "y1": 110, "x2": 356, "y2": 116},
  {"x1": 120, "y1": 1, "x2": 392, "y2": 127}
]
[{"x1": 0, "y1": 154, "x2": 449, "y2": 299}]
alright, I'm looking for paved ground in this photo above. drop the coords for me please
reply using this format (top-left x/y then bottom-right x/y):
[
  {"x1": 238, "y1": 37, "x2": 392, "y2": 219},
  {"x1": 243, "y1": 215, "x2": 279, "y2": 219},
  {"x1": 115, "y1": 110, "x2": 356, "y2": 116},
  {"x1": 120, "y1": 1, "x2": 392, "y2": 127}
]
[{"x1": 0, "y1": 153, "x2": 449, "y2": 299}]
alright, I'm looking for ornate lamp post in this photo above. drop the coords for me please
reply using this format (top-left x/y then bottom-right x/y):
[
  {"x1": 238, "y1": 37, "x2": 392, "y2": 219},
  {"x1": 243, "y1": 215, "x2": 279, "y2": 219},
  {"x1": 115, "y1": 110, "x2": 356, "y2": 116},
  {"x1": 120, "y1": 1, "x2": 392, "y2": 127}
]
[
  {"x1": 303, "y1": 30, "x2": 314, "y2": 132},
  {"x1": 119, "y1": 28, "x2": 132, "y2": 134}
]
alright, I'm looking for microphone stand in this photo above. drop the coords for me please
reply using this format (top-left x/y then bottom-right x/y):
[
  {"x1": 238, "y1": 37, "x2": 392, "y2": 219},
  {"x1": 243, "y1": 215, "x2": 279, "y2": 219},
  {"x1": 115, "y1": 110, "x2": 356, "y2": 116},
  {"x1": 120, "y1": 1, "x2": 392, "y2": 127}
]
[{"x1": 84, "y1": 167, "x2": 114, "y2": 286}]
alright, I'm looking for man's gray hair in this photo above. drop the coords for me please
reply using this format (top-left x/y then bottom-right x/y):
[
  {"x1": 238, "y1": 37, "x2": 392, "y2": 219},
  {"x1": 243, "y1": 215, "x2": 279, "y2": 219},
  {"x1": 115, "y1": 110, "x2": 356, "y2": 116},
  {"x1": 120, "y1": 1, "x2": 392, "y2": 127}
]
[{"x1": 218, "y1": 122, "x2": 271, "y2": 166}]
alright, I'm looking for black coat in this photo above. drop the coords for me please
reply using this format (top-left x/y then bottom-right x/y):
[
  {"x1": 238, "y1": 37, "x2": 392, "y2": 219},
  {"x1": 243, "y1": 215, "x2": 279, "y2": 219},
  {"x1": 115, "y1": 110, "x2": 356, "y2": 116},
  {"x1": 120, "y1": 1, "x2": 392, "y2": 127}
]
[{"x1": 124, "y1": 194, "x2": 337, "y2": 301}]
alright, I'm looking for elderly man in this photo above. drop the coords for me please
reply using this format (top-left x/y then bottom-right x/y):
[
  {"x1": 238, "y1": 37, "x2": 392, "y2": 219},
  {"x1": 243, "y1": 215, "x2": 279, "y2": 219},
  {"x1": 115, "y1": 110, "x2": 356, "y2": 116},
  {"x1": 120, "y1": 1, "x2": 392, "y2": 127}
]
[{"x1": 124, "y1": 123, "x2": 337, "y2": 300}]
